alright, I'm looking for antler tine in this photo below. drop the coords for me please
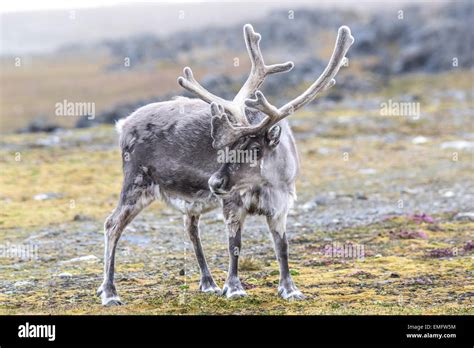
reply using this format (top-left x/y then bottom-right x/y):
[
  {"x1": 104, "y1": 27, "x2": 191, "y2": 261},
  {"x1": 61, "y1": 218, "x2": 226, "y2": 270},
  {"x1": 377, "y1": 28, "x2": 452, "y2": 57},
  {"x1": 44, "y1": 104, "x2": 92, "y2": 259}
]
[
  {"x1": 244, "y1": 26, "x2": 354, "y2": 128},
  {"x1": 244, "y1": 91, "x2": 278, "y2": 120},
  {"x1": 177, "y1": 67, "x2": 241, "y2": 116},
  {"x1": 233, "y1": 24, "x2": 294, "y2": 105}
]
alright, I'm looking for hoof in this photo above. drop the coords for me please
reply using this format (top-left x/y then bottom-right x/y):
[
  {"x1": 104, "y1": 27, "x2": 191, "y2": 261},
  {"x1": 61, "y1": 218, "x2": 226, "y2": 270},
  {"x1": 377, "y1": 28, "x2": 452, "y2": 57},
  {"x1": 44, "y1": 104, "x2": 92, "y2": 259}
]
[
  {"x1": 199, "y1": 277, "x2": 222, "y2": 295},
  {"x1": 97, "y1": 283, "x2": 122, "y2": 306},
  {"x1": 103, "y1": 296, "x2": 123, "y2": 306},
  {"x1": 222, "y1": 284, "x2": 247, "y2": 298},
  {"x1": 278, "y1": 286, "x2": 306, "y2": 301},
  {"x1": 200, "y1": 284, "x2": 222, "y2": 295}
]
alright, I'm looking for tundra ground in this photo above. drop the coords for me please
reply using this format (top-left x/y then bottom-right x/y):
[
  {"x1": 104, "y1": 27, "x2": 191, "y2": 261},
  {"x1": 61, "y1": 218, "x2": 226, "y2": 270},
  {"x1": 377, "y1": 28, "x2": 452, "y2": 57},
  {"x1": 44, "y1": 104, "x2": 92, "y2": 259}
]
[{"x1": 0, "y1": 71, "x2": 473, "y2": 314}]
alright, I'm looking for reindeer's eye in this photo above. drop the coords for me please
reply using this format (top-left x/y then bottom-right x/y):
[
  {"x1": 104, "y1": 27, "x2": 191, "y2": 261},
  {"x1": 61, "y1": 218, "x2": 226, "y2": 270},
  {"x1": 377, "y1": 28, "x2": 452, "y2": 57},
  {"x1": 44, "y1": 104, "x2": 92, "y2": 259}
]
[{"x1": 248, "y1": 143, "x2": 261, "y2": 159}]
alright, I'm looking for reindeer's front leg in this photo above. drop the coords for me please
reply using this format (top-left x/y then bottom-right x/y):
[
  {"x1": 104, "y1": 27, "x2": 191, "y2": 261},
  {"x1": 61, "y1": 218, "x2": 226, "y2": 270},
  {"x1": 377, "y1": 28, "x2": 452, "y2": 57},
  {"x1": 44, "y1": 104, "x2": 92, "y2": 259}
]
[
  {"x1": 267, "y1": 213, "x2": 305, "y2": 300},
  {"x1": 222, "y1": 201, "x2": 247, "y2": 298}
]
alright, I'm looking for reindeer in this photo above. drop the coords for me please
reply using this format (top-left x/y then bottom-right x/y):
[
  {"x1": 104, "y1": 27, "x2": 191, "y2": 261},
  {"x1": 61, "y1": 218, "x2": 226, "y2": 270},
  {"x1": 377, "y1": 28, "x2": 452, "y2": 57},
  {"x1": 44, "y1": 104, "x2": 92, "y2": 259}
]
[{"x1": 97, "y1": 24, "x2": 354, "y2": 306}]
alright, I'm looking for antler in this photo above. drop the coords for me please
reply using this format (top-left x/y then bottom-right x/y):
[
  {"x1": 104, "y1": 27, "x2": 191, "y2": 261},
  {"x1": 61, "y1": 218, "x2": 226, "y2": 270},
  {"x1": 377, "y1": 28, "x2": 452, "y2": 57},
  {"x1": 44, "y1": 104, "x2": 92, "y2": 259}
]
[
  {"x1": 232, "y1": 24, "x2": 294, "y2": 105},
  {"x1": 245, "y1": 26, "x2": 354, "y2": 128},
  {"x1": 177, "y1": 67, "x2": 242, "y2": 118},
  {"x1": 178, "y1": 24, "x2": 354, "y2": 149},
  {"x1": 210, "y1": 102, "x2": 264, "y2": 148},
  {"x1": 177, "y1": 24, "x2": 293, "y2": 125}
]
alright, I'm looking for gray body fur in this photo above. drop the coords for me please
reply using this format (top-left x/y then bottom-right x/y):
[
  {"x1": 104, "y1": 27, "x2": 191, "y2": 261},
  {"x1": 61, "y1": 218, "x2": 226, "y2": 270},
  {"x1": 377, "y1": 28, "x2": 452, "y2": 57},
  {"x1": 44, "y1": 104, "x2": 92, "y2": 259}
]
[{"x1": 97, "y1": 97, "x2": 303, "y2": 305}]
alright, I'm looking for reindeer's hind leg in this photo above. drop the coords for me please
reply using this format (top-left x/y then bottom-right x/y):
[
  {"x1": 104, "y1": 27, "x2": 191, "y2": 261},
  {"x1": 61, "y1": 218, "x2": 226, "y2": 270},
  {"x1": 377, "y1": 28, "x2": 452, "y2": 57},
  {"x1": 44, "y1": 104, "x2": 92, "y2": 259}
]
[
  {"x1": 184, "y1": 214, "x2": 221, "y2": 294},
  {"x1": 97, "y1": 171, "x2": 156, "y2": 306}
]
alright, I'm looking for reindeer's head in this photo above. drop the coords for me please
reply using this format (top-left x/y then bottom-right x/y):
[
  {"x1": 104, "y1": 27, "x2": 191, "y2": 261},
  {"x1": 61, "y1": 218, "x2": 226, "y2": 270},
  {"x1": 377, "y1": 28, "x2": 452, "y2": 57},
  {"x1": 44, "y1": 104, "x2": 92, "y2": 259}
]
[{"x1": 178, "y1": 24, "x2": 354, "y2": 197}]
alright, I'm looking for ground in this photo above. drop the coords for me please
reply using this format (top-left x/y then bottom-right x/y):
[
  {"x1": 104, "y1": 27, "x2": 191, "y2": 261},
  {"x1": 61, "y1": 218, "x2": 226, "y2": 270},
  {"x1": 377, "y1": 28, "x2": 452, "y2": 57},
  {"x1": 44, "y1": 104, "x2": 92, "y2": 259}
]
[{"x1": 0, "y1": 70, "x2": 473, "y2": 314}]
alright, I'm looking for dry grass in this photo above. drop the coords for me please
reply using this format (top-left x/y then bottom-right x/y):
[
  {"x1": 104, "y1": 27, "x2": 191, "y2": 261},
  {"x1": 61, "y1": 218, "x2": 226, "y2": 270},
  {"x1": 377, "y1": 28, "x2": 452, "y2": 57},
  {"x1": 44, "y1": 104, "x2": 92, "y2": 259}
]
[{"x1": 0, "y1": 69, "x2": 472, "y2": 315}]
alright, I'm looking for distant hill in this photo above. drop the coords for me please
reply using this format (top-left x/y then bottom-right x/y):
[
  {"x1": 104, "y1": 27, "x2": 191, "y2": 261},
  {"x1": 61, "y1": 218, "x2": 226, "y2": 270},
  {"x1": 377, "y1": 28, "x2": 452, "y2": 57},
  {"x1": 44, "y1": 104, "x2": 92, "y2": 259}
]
[{"x1": 0, "y1": 0, "x2": 425, "y2": 56}]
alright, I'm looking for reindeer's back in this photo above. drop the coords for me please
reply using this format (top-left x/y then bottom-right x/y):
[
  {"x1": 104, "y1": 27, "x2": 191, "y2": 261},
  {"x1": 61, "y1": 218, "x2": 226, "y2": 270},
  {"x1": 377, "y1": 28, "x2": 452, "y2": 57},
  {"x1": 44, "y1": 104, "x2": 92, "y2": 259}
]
[{"x1": 116, "y1": 97, "x2": 220, "y2": 198}]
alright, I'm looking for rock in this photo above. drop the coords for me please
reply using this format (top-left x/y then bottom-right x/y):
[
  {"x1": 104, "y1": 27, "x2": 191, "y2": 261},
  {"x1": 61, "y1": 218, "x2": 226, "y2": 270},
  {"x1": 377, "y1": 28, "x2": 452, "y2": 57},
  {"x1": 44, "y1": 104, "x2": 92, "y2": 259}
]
[
  {"x1": 35, "y1": 135, "x2": 61, "y2": 147},
  {"x1": 439, "y1": 190, "x2": 455, "y2": 198},
  {"x1": 408, "y1": 277, "x2": 433, "y2": 285},
  {"x1": 14, "y1": 280, "x2": 34, "y2": 288},
  {"x1": 359, "y1": 168, "x2": 377, "y2": 175},
  {"x1": 16, "y1": 117, "x2": 60, "y2": 134},
  {"x1": 440, "y1": 141, "x2": 474, "y2": 150},
  {"x1": 33, "y1": 193, "x2": 63, "y2": 201},
  {"x1": 401, "y1": 187, "x2": 421, "y2": 195},
  {"x1": 318, "y1": 147, "x2": 330, "y2": 156},
  {"x1": 61, "y1": 255, "x2": 99, "y2": 264},
  {"x1": 73, "y1": 214, "x2": 93, "y2": 222},
  {"x1": 454, "y1": 212, "x2": 474, "y2": 221},
  {"x1": 301, "y1": 200, "x2": 318, "y2": 212},
  {"x1": 356, "y1": 193, "x2": 368, "y2": 200},
  {"x1": 315, "y1": 194, "x2": 332, "y2": 206},
  {"x1": 458, "y1": 292, "x2": 474, "y2": 300},
  {"x1": 412, "y1": 136, "x2": 429, "y2": 144}
]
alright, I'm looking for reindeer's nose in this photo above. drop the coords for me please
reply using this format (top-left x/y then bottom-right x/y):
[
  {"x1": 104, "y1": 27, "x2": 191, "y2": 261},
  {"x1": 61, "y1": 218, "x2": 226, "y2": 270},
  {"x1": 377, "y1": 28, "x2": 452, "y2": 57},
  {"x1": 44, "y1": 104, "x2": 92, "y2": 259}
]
[{"x1": 208, "y1": 175, "x2": 228, "y2": 194}]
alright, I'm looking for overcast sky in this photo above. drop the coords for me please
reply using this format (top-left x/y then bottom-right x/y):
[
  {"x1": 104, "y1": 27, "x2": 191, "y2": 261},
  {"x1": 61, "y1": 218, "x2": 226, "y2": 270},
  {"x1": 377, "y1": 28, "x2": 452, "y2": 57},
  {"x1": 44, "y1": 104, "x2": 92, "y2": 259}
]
[{"x1": 0, "y1": 0, "x2": 441, "y2": 14}]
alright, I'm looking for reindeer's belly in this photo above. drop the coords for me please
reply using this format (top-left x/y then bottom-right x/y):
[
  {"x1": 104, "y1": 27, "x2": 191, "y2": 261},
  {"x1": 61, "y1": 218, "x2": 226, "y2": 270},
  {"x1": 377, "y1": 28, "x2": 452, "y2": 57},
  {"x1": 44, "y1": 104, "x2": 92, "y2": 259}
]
[{"x1": 158, "y1": 187, "x2": 220, "y2": 215}]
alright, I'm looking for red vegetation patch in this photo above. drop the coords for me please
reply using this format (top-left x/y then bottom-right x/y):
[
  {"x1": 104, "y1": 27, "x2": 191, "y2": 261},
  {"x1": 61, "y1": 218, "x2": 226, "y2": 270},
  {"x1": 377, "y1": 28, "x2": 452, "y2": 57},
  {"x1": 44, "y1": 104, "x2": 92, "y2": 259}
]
[
  {"x1": 346, "y1": 270, "x2": 376, "y2": 279},
  {"x1": 410, "y1": 214, "x2": 435, "y2": 224},
  {"x1": 425, "y1": 248, "x2": 455, "y2": 258},
  {"x1": 463, "y1": 240, "x2": 474, "y2": 252},
  {"x1": 389, "y1": 229, "x2": 428, "y2": 240}
]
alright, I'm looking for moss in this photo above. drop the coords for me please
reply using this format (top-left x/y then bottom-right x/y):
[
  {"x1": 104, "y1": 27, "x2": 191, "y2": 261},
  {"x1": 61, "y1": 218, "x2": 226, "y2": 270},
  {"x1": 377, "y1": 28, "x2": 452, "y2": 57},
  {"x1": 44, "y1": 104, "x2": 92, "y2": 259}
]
[
  {"x1": 0, "y1": 71, "x2": 473, "y2": 315},
  {"x1": 1, "y1": 215, "x2": 472, "y2": 315}
]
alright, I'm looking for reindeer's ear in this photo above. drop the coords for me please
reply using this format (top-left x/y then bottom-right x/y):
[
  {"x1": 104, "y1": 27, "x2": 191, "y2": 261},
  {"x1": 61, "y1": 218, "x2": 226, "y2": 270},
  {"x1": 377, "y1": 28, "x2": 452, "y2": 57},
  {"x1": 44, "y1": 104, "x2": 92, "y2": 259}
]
[
  {"x1": 210, "y1": 103, "x2": 237, "y2": 149},
  {"x1": 265, "y1": 125, "x2": 281, "y2": 148}
]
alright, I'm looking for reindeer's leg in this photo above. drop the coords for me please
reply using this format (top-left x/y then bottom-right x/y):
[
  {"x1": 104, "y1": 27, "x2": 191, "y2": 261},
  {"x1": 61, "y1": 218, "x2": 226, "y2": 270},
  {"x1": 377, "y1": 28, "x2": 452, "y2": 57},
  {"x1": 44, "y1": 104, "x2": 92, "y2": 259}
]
[
  {"x1": 97, "y1": 180, "x2": 155, "y2": 306},
  {"x1": 222, "y1": 202, "x2": 247, "y2": 298},
  {"x1": 267, "y1": 213, "x2": 305, "y2": 300},
  {"x1": 184, "y1": 214, "x2": 221, "y2": 294}
]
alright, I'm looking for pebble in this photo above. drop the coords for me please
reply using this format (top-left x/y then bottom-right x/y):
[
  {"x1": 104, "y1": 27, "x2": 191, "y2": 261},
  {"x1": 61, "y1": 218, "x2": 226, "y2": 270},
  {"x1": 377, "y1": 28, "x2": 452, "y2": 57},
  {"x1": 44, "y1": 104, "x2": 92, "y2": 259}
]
[
  {"x1": 401, "y1": 187, "x2": 421, "y2": 195},
  {"x1": 359, "y1": 168, "x2": 377, "y2": 175},
  {"x1": 412, "y1": 136, "x2": 429, "y2": 144},
  {"x1": 14, "y1": 280, "x2": 34, "y2": 288},
  {"x1": 61, "y1": 255, "x2": 99, "y2": 264},
  {"x1": 440, "y1": 141, "x2": 474, "y2": 150},
  {"x1": 454, "y1": 212, "x2": 474, "y2": 221},
  {"x1": 33, "y1": 192, "x2": 63, "y2": 201},
  {"x1": 440, "y1": 190, "x2": 455, "y2": 198},
  {"x1": 301, "y1": 201, "x2": 318, "y2": 211},
  {"x1": 73, "y1": 214, "x2": 93, "y2": 222}
]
